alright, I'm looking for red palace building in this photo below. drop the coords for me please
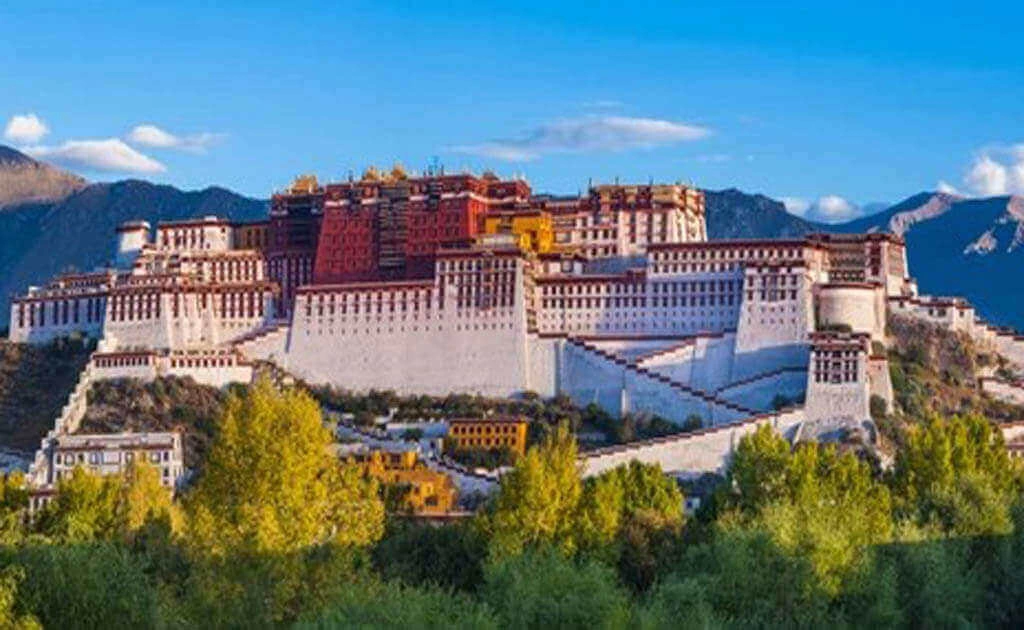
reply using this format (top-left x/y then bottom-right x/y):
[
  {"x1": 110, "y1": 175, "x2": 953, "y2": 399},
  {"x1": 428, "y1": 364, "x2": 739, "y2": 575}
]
[
  {"x1": 267, "y1": 175, "x2": 324, "y2": 315},
  {"x1": 310, "y1": 166, "x2": 530, "y2": 284}
]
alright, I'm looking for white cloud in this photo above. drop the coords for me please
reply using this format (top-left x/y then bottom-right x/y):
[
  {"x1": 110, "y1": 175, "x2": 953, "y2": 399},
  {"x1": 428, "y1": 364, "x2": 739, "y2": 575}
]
[
  {"x1": 965, "y1": 154, "x2": 1009, "y2": 196},
  {"x1": 23, "y1": 139, "x2": 165, "y2": 174},
  {"x1": 949, "y1": 145, "x2": 1024, "y2": 197},
  {"x1": 936, "y1": 180, "x2": 961, "y2": 196},
  {"x1": 582, "y1": 100, "x2": 624, "y2": 109},
  {"x1": 815, "y1": 195, "x2": 860, "y2": 222},
  {"x1": 4, "y1": 113, "x2": 50, "y2": 144},
  {"x1": 1012, "y1": 161, "x2": 1024, "y2": 194},
  {"x1": 781, "y1": 194, "x2": 862, "y2": 223},
  {"x1": 781, "y1": 197, "x2": 811, "y2": 216},
  {"x1": 451, "y1": 115, "x2": 711, "y2": 161},
  {"x1": 127, "y1": 124, "x2": 224, "y2": 153}
]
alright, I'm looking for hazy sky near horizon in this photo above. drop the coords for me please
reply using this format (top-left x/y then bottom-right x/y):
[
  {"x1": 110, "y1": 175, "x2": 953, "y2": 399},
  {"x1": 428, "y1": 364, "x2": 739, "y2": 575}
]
[{"x1": 3, "y1": 1, "x2": 1023, "y2": 222}]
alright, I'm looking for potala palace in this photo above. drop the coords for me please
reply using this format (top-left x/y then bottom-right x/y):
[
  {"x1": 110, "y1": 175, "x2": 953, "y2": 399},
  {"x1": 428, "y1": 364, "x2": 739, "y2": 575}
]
[{"x1": 9, "y1": 168, "x2": 1024, "y2": 493}]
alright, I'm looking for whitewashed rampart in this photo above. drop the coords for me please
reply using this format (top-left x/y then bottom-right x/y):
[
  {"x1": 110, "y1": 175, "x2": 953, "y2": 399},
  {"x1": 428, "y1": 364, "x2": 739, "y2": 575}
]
[{"x1": 580, "y1": 407, "x2": 805, "y2": 478}]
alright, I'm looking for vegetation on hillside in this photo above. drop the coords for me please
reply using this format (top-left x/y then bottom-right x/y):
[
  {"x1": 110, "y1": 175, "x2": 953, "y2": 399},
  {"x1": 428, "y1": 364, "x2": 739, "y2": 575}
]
[
  {"x1": 79, "y1": 377, "x2": 232, "y2": 471},
  {"x1": 0, "y1": 324, "x2": 1022, "y2": 626},
  {"x1": 2, "y1": 380, "x2": 1024, "y2": 627},
  {"x1": 0, "y1": 337, "x2": 92, "y2": 453},
  {"x1": 312, "y1": 385, "x2": 690, "y2": 448},
  {"x1": 879, "y1": 315, "x2": 1024, "y2": 451}
]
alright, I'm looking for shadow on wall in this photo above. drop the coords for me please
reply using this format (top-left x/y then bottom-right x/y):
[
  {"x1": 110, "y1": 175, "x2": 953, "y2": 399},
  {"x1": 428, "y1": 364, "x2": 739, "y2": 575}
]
[{"x1": 730, "y1": 343, "x2": 810, "y2": 381}]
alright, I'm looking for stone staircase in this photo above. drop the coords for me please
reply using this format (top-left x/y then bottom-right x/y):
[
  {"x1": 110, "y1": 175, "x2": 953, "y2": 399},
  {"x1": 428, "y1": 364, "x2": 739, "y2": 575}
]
[
  {"x1": 566, "y1": 337, "x2": 758, "y2": 420},
  {"x1": 26, "y1": 354, "x2": 98, "y2": 486},
  {"x1": 233, "y1": 321, "x2": 290, "y2": 362}
]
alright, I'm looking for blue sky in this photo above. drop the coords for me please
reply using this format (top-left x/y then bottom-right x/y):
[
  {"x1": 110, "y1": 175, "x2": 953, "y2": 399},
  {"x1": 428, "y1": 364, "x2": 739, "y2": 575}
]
[{"x1": 3, "y1": 1, "x2": 1023, "y2": 222}]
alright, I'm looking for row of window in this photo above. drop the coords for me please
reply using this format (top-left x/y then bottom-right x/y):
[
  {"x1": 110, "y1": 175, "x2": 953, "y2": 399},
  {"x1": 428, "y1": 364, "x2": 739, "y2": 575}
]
[
  {"x1": 541, "y1": 295, "x2": 738, "y2": 309},
  {"x1": 16, "y1": 296, "x2": 105, "y2": 329},
  {"x1": 55, "y1": 449, "x2": 174, "y2": 465}
]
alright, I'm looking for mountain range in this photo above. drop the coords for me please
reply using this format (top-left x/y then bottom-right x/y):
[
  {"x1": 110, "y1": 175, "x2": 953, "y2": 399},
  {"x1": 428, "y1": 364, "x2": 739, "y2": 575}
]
[{"x1": 1, "y1": 145, "x2": 1021, "y2": 330}]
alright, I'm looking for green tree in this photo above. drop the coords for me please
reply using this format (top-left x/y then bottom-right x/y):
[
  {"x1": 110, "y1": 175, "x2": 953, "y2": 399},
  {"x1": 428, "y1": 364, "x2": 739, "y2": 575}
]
[
  {"x1": 714, "y1": 428, "x2": 894, "y2": 597},
  {"x1": 187, "y1": 379, "x2": 384, "y2": 558},
  {"x1": 725, "y1": 424, "x2": 792, "y2": 515},
  {"x1": 183, "y1": 380, "x2": 385, "y2": 625},
  {"x1": 3, "y1": 543, "x2": 159, "y2": 629},
  {"x1": 482, "y1": 549, "x2": 631, "y2": 630},
  {"x1": 577, "y1": 461, "x2": 685, "y2": 590},
  {"x1": 640, "y1": 530, "x2": 842, "y2": 629},
  {"x1": 33, "y1": 462, "x2": 178, "y2": 545},
  {"x1": 297, "y1": 580, "x2": 498, "y2": 630},
  {"x1": 880, "y1": 523, "x2": 986, "y2": 628},
  {"x1": 755, "y1": 444, "x2": 893, "y2": 594},
  {"x1": 34, "y1": 467, "x2": 120, "y2": 543},
  {"x1": 372, "y1": 520, "x2": 487, "y2": 593},
  {"x1": 0, "y1": 565, "x2": 41, "y2": 630},
  {"x1": 115, "y1": 460, "x2": 180, "y2": 545},
  {"x1": 0, "y1": 472, "x2": 28, "y2": 544},
  {"x1": 890, "y1": 413, "x2": 1021, "y2": 536},
  {"x1": 479, "y1": 423, "x2": 582, "y2": 559}
]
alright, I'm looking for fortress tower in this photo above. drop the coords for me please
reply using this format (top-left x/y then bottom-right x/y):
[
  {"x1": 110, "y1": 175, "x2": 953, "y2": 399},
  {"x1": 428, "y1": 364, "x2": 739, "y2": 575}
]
[{"x1": 115, "y1": 220, "x2": 150, "y2": 268}]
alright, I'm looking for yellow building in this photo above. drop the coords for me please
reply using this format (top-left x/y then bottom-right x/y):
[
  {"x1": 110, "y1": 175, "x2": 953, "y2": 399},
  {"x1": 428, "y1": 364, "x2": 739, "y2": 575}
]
[
  {"x1": 344, "y1": 448, "x2": 458, "y2": 515},
  {"x1": 447, "y1": 416, "x2": 529, "y2": 456},
  {"x1": 483, "y1": 211, "x2": 555, "y2": 254}
]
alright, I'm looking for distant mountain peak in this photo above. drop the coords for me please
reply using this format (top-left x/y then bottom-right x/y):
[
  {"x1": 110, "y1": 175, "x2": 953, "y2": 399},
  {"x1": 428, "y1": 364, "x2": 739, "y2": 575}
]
[
  {"x1": 885, "y1": 192, "x2": 957, "y2": 236},
  {"x1": 0, "y1": 144, "x2": 86, "y2": 208},
  {"x1": 0, "y1": 145, "x2": 38, "y2": 168}
]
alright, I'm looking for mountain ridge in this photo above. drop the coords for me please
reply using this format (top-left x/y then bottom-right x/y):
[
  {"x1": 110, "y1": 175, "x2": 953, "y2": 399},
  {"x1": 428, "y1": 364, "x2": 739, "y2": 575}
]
[
  {"x1": 0, "y1": 145, "x2": 86, "y2": 208},
  {"x1": 0, "y1": 169, "x2": 268, "y2": 328}
]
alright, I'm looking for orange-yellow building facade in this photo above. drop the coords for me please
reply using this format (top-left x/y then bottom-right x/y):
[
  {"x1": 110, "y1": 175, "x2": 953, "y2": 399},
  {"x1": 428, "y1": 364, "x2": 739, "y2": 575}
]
[{"x1": 447, "y1": 416, "x2": 529, "y2": 456}]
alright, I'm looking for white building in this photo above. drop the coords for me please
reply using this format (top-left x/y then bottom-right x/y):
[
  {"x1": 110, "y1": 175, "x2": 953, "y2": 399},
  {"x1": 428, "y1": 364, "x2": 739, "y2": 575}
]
[{"x1": 29, "y1": 431, "x2": 185, "y2": 511}]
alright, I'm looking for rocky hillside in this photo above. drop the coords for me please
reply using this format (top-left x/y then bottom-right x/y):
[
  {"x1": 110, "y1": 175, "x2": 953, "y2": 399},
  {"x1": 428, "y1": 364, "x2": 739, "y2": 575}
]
[
  {"x1": 0, "y1": 145, "x2": 86, "y2": 208},
  {"x1": 0, "y1": 337, "x2": 93, "y2": 453},
  {"x1": 879, "y1": 314, "x2": 1024, "y2": 453},
  {"x1": 704, "y1": 188, "x2": 821, "y2": 239},
  {"x1": 78, "y1": 376, "x2": 232, "y2": 471}
]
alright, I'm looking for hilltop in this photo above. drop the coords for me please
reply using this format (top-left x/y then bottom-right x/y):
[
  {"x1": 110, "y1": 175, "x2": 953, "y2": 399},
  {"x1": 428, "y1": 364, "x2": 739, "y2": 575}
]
[{"x1": 0, "y1": 145, "x2": 86, "y2": 208}]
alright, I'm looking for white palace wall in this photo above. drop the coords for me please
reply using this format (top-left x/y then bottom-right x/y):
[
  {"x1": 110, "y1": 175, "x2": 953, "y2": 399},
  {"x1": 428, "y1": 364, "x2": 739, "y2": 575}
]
[
  {"x1": 286, "y1": 313, "x2": 532, "y2": 396},
  {"x1": 92, "y1": 350, "x2": 254, "y2": 387},
  {"x1": 283, "y1": 254, "x2": 548, "y2": 398},
  {"x1": 103, "y1": 291, "x2": 276, "y2": 351},
  {"x1": 557, "y1": 339, "x2": 749, "y2": 425},
  {"x1": 636, "y1": 334, "x2": 736, "y2": 392},
  {"x1": 580, "y1": 407, "x2": 805, "y2": 479},
  {"x1": 9, "y1": 293, "x2": 108, "y2": 344},
  {"x1": 715, "y1": 368, "x2": 807, "y2": 410},
  {"x1": 733, "y1": 265, "x2": 816, "y2": 381},
  {"x1": 817, "y1": 283, "x2": 886, "y2": 341}
]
